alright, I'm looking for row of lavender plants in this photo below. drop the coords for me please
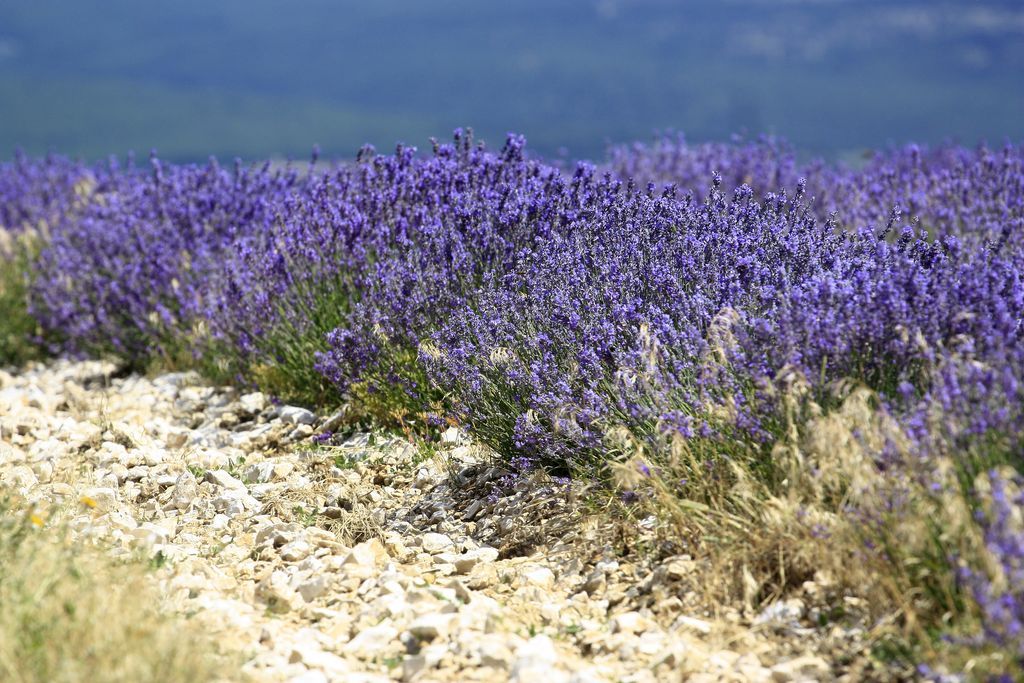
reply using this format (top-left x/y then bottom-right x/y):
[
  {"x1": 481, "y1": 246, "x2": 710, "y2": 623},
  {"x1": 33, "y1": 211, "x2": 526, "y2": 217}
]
[{"x1": 1, "y1": 132, "x2": 1022, "y2": 677}]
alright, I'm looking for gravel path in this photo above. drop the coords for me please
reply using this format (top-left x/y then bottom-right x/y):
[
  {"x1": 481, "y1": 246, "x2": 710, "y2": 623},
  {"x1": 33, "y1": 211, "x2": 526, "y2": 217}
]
[{"x1": 0, "y1": 360, "x2": 875, "y2": 682}]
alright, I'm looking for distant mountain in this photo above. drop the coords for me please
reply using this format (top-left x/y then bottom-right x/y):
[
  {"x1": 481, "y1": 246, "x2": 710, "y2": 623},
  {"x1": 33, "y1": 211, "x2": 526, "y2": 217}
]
[{"x1": 0, "y1": 1, "x2": 1021, "y2": 161}]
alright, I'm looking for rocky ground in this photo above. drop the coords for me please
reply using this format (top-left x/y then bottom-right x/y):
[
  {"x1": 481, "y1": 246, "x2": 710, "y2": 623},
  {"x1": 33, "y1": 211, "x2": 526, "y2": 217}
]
[{"x1": 0, "y1": 360, "x2": 890, "y2": 682}]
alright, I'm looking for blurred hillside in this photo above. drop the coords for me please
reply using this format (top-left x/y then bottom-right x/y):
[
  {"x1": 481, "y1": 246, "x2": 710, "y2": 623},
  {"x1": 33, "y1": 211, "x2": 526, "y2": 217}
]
[{"x1": 0, "y1": 0, "x2": 1021, "y2": 162}]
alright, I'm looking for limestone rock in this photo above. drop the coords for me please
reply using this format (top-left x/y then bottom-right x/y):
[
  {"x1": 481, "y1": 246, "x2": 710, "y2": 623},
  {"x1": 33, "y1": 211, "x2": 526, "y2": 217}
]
[{"x1": 279, "y1": 406, "x2": 316, "y2": 426}]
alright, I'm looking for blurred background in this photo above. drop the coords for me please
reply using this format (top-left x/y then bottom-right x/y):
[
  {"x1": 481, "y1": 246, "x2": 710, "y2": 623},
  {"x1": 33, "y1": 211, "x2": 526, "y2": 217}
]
[{"x1": 1, "y1": 0, "x2": 1022, "y2": 163}]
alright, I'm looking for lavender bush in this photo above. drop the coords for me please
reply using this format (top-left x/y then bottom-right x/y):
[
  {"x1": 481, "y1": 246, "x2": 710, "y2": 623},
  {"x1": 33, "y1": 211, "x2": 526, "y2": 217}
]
[
  {"x1": 2, "y1": 132, "x2": 1023, "y2": 675},
  {"x1": 0, "y1": 152, "x2": 98, "y2": 364},
  {"x1": 207, "y1": 132, "x2": 581, "y2": 411},
  {"x1": 609, "y1": 133, "x2": 1023, "y2": 245},
  {"x1": 29, "y1": 154, "x2": 309, "y2": 364}
]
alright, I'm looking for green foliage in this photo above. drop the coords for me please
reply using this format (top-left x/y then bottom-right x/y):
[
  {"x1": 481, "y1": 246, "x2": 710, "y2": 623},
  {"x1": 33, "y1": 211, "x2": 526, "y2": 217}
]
[
  {"x1": 0, "y1": 236, "x2": 43, "y2": 367},
  {"x1": 236, "y1": 275, "x2": 354, "y2": 408}
]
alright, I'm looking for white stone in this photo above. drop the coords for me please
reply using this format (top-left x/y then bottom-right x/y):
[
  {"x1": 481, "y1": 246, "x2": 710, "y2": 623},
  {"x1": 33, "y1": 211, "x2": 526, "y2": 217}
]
[
  {"x1": 231, "y1": 423, "x2": 275, "y2": 446},
  {"x1": 344, "y1": 624, "x2": 398, "y2": 656},
  {"x1": 674, "y1": 614, "x2": 712, "y2": 634},
  {"x1": 288, "y1": 644, "x2": 350, "y2": 674},
  {"x1": 211, "y1": 488, "x2": 258, "y2": 516},
  {"x1": 297, "y1": 575, "x2": 330, "y2": 602},
  {"x1": 611, "y1": 611, "x2": 648, "y2": 634},
  {"x1": 511, "y1": 635, "x2": 564, "y2": 683},
  {"x1": 402, "y1": 654, "x2": 429, "y2": 681},
  {"x1": 343, "y1": 539, "x2": 388, "y2": 568},
  {"x1": 452, "y1": 547, "x2": 499, "y2": 574},
  {"x1": 154, "y1": 371, "x2": 201, "y2": 388},
  {"x1": 239, "y1": 392, "x2": 267, "y2": 414},
  {"x1": 256, "y1": 570, "x2": 303, "y2": 613},
  {"x1": 31, "y1": 460, "x2": 54, "y2": 483},
  {"x1": 519, "y1": 566, "x2": 555, "y2": 591},
  {"x1": 131, "y1": 523, "x2": 170, "y2": 548},
  {"x1": 755, "y1": 598, "x2": 805, "y2": 626},
  {"x1": 568, "y1": 670, "x2": 606, "y2": 683},
  {"x1": 81, "y1": 486, "x2": 118, "y2": 512},
  {"x1": 287, "y1": 671, "x2": 329, "y2": 683},
  {"x1": 279, "y1": 406, "x2": 316, "y2": 425},
  {"x1": 770, "y1": 655, "x2": 830, "y2": 682},
  {"x1": 475, "y1": 638, "x2": 513, "y2": 669},
  {"x1": 280, "y1": 539, "x2": 312, "y2": 563},
  {"x1": 287, "y1": 424, "x2": 314, "y2": 441},
  {"x1": 105, "y1": 511, "x2": 138, "y2": 533},
  {"x1": 165, "y1": 429, "x2": 189, "y2": 449},
  {"x1": 171, "y1": 470, "x2": 198, "y2": 510},
  {"x1": 1, "y1": 464, "x2": 37, "y2": 491},
  {"x1": 205, "y1": 468, "x2": 246, "y2": 490},
  {"x1": 244, "y1": 461, "x2": 276, "y2": 483},
  {"x1": 407, "y1": 613, "x2": 455, "y2": 641},
  {"x1": 255, "y1": 522, "x2": 301, "y2": 548},
  {"x1": 421, "y1": 532, "x2": 455, "y2": 554}
]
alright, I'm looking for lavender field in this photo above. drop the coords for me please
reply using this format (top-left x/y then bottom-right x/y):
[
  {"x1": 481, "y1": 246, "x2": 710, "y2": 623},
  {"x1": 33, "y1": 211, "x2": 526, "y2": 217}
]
[{"x1": 2, "y1": 132, "x2": 1023, "y2": 680}]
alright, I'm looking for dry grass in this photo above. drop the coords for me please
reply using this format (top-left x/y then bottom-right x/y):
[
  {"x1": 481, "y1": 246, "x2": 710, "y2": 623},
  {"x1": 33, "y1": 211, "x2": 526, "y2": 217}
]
[
  {"x1": 258, "y1": 451, "x2": 386, "y2": 546},
  {"x1": 604, "y1": 369, "x2": 1010, "y2": 675},
  {"x1": 0, "y1": 496, "x2": 224, "y2": 683}
]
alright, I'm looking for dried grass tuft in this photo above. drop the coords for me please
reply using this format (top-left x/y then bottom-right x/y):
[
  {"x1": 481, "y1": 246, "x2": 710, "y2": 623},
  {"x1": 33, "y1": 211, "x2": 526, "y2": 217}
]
[{"x1": 0, "y1": 495, "x2": 225, "y2": 683}]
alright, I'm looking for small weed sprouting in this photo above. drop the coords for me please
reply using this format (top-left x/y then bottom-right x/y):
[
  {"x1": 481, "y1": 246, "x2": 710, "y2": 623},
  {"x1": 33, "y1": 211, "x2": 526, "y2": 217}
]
[
  {"x1": 148, "y1": 550, "x2": 168, "y2": 570},
  {"x1": 225, "y1": 455, "x2": 246, "y2": 480},
  {"x1": 332, "y1": 451, "x2": 359, "y2": 470},
  {"x1": 292, "y1": 504, "x2": 319, "y2": 528}
]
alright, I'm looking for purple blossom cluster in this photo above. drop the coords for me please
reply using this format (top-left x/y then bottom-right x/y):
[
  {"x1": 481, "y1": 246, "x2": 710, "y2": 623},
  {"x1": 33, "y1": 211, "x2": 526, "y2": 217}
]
[
  {"x1": 425, "y1": 175, "x2": 834, "y2": 464},
  {"x1": 604, "y1": 132, "x2": 807, "y2": 200},
  {"x1": 2, "y1": 133, "x2": 1023, "y2": 668},
  {"x1": 208, "y1": 132, "x2": 577, "y2": 407},
  {"x1": 609, "y1": 133, "x2": 1024, "y2": 249},
  {"x1": 29, "y1": 154, "x2": 309, "y2": 359},
  {"x1": 0, "y1": 151, "x2": 94, "y2": 244},
  {"x1": 959, "y1": 470, "x2": 1024, "y2": 660}
]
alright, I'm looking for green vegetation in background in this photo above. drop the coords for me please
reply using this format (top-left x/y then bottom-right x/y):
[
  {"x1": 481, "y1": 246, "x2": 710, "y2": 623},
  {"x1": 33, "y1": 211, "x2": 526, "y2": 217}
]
[{"x1": 0, "y1": 234, "x2": 43, "y2": 367}]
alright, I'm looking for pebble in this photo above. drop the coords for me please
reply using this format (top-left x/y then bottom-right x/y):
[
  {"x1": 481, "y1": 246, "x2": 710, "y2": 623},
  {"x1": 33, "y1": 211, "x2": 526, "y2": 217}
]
[
  {"x1": 205, "y1": 469, "x2": 247, "y2": 490},
  {"x1": 171, "y1": 470, "x2": 198, "y2": 510},
  {"x1": 297, "y1": 575, "x2": 330, "y2": 602},
  {"x1": 420, "y1": 532, "x2": 455, "y2": 554},
  {"x1": 343, "y1": 539, "x2": 388, "y2": 568},
  {"x1": 344, "y1": 625, "x2": 398, "y2": 657},
  {"x1": 611, "y1": 611, "x2": 648, "y2": 634},
  {"x1": 520, "y1": 565, "x2": 556, "y2": 591},
  {"x1": 770, "y1": 655, "x2": 831, "y2": 682},
  {"x1": 244, "y1": 461, "x2": 276, "y2": 483},
  {"x1": 452, "y1": 547, "x2": 499, "y2": 574},
  {"x1": 511, "y1": 635, "x2": 565, "y2": 683},
  {"x1": 280, "y1": 539, "x2": 312, "y2": 562},
  {"x1": 81, "y1": 486, "x2": 118, "y2": 512},
  {"x1": 279, "y1": 406, "x2": 316, "y2": 426},
  {"x1": 239, "y1": 392, "x2": 267, "y2": 415}
]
